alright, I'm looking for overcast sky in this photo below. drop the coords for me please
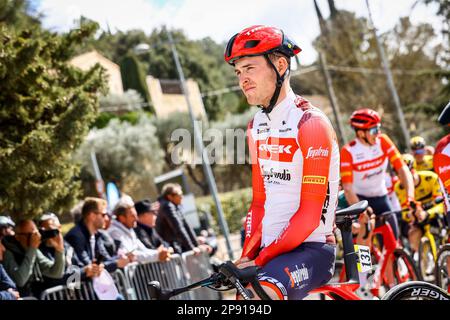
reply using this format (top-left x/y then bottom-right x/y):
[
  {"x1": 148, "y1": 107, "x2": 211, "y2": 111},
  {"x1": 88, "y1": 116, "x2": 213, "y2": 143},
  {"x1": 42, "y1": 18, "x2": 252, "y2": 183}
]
[{"x1": 32, "y1": 0, "x2": 443, "y2": 65}]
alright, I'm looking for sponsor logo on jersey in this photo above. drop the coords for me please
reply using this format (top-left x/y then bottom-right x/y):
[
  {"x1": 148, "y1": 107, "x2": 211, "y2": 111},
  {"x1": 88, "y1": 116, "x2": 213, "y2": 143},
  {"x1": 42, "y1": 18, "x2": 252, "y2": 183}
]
[
  {"x1": 303, "y1": 175, "x2": 326, "y2": 185},
  {"x1": 258, "y1": 122, "x2": 268, "y2": 127},
  {"x1": 257, "y1": 137, "x2": 299, "y2": 162},
  {"x1": 355, "y1": 157, "x2": 385, "y2": 171},
  {"x1": 362, "y1": 168, "x2": 383, "y2": 180},
  {"x1": 284, "y1": 264, "x2": 309, "y2": 288},
  {"x1": 257, "y1": 128, "x2": 270, "y2": 134},
  {"x1": 305, "y1": 146, "x2": 329, "y2": 159},
  {"x1": 439, "y1": 165, "x2": 450, "y2": 174},
  {"x1": 279, "y1": 128, "x2": 292, "y2": 133},
  {"x1": 261, "y1": 167, "x2": 291, "y2": 182},
  {"x1": 245, "y1": 211, "x2": 252, "y2": 238}
]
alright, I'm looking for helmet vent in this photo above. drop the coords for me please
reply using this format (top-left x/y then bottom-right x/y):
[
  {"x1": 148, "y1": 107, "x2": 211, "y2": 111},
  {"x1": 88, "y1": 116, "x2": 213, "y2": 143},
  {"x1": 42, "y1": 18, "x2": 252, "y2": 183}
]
[{"x1": 244, "y1": 40, "x2": 260, "y2": 48}]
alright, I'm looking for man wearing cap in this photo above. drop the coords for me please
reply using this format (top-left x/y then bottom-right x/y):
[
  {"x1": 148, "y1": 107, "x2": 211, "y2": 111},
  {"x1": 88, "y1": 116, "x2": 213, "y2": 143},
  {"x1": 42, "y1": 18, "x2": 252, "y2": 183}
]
[
  {"x1": 410, "y1": 136, "x2": 434, "y2": 172},
  {"x1": 134, "y1": 199, "x2": 169, "y2": 249},
  {"x1": 108, "y1": 195, "x2": 171, "y2": 263}
]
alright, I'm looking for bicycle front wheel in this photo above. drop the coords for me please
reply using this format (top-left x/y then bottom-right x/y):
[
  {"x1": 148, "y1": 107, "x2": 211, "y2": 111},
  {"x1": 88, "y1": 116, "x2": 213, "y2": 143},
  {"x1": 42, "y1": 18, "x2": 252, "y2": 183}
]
[
  {"x1": 381, "y1": 281, "x2": 450, "y2": 300},
  {"x1": 392, "y1": 248, "x2": 421, "y2": 283},
  {"x1": 418, "y1": 237, "x2": 436, "y2": 283},
  {"x1": 435, "y1": 244, "x2": 450, "y2": 292}
]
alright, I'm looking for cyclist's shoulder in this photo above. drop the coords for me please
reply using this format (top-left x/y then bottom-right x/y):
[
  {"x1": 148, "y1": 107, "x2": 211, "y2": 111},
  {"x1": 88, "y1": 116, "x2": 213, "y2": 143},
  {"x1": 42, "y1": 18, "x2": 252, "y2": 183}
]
[
  {"x1": 342, "y1": 139, "x2": 358, "y2": 150},
  {"x1": 435, "y1": 134, "x2": 450, "y2": 153},
  {"x1": 378, "y1": 133, "x2": 396, "y2": 146},
  {"x1": 417, "y1": 170, "x2": 439, "y2": 182}
]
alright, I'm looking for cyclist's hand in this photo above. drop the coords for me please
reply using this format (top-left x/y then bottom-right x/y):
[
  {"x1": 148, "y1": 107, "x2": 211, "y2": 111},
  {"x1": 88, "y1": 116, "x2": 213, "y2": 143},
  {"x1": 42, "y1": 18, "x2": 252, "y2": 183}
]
[
  {"x1": 234, "y1": 256, "x2": 250, "y2": 266},
  {"x1": 414, "y1": 208, "x2": 428, "y2": 223},
  {"x1": 236, "y1": 259, "x2": 256, "y2": 269}
]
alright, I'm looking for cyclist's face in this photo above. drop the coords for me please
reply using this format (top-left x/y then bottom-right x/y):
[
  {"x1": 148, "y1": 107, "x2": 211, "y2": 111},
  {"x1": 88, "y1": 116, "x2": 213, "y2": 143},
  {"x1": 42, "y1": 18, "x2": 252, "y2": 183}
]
[{"x1": 234, "y1": 56, "x2": 277, "y2": 107}]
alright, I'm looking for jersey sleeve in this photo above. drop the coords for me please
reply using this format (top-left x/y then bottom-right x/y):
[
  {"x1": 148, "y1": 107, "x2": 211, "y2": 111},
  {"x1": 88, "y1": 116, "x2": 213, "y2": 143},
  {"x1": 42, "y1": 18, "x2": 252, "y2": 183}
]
[
  {"x1": 254, "y1": 113, "x2": 334, "y2": 266},
  {"x1": 241, "y1": 120, "x2": 265, "y2": 260},
  {"x1": 379, "y1": 134, "x2": 404, "y2": 171},
  {"x1": 340, "y1": 147, "x2": 353, "y2": 184}
]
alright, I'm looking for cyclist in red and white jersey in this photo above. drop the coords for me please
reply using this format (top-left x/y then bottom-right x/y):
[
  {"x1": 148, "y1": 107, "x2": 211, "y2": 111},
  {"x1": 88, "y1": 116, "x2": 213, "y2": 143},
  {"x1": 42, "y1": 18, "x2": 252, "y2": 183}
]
[
  {"x1": 434, "y1": 102, "x2": 450, "y2": 226},
  {"x1": 225, "y1": 25, "x2": 340, "y2": 300},
  {"x1": 340, "y1": 109, "x2": 415, "y2": 239}
]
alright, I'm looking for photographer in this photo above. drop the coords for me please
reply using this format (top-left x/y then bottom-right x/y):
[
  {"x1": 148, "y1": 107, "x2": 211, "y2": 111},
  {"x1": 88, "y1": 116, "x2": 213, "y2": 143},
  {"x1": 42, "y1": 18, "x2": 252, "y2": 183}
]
[
  {"x1": 0, "y1": 217, "x2": 20, "y2": 300},
  {"x1": 2, "y1": 219, "x2": 65, "y2": 297}
]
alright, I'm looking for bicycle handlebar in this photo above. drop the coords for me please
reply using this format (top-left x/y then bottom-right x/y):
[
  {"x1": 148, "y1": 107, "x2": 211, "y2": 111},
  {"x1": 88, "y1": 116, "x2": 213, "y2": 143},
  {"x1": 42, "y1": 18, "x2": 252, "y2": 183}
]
[{"x1": 147, "y1": 260, "x2": 271, "y2": 300}]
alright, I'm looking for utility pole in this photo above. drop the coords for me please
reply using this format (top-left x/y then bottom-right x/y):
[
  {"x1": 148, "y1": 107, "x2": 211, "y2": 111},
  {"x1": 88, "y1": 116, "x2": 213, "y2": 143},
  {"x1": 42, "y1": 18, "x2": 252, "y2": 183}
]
[
  {"x1": 167, "y1": 31, "x2": 235, "y2": 260},
  {"x1": 319, "y1": 52, "x2": 347, "y2": 146},
  {"x1": 366, "y1": 0, "x2": 410, "y2": 149}
]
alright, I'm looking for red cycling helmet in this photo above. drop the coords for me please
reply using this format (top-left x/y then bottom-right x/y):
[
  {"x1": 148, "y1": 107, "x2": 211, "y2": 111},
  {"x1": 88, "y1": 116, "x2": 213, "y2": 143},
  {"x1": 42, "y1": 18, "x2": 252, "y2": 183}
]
[
  {"x1": 224, "y1": 26, "x2": 301, "y2": 115},
  {"x1": 224, "y1": 25, "x2": 301, "y2": 65},
  {"x1": 350, "y1": 108, "x2": 381, "y2": 130}
]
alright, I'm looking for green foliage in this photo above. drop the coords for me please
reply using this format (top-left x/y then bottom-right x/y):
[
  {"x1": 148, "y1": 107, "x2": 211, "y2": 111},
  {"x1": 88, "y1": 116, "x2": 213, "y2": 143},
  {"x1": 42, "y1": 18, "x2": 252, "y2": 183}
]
[
  {"x1": 313, "y1": 2, "x2": 446, "y2": 148},
  {"x1": 0, "y1": 22, "x2": 107, "y2": 219},
  {"x1": 0, "y1": 0, "x2": 41, "y2": 31},
  {"x1": 75, "y1": 115, "x2": 165, "y2": 198},
  {"x1": 195, "y1": 188, "x2": 252, "y2": 234},
  {"x1": 119, "y1": 54, "x2": 152, "y2": 110}
]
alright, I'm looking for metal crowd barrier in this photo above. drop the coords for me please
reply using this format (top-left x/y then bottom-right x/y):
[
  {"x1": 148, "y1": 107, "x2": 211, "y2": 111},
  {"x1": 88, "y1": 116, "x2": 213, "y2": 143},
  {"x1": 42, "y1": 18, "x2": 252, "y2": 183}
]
[
  {"x1": 181, "y1": 251, "x2": 221, "y2": 300},
  {"x1": 40, "y1": 269, "x2": 129, "y2": 300},
  {"x1": 123, "y1": 253, "x2": 192, "y2": 300},
  {"x1": 40, "y1": 251, "x2": 222, "y2": 300}
]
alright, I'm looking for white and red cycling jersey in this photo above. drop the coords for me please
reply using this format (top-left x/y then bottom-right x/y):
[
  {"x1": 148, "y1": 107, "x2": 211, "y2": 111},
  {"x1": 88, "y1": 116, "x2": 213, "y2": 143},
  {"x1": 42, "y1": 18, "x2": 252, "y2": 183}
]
[
  {"x1": 242, "y1": 90, "x2": 340, "y2": 267},
  {"x1": 434, "y1": 134, "x2": 450, "y2": 211},
  {"x1": 340, "y1": 134, "x2": 404, "y2": 198}
]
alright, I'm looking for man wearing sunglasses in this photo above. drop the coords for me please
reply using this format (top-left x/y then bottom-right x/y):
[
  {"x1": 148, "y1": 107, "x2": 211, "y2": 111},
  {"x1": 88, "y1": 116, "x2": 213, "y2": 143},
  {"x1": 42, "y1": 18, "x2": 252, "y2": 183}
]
[
  {"x1": 340, "y1": 108, "x2": 415, "y2": 241},
  {"x1": 410, "y1": 136, "x2": 434, "y2": 172},
  {"x1": 225, "y1": 25, "x2": 340, "y2": 300}
]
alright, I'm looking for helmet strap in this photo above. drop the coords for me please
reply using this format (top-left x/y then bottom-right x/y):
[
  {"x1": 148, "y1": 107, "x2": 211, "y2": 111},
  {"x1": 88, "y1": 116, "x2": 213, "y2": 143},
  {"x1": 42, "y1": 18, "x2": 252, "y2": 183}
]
[{"x1": 258, "y1": 54, "x2": 290, "y2": 116}]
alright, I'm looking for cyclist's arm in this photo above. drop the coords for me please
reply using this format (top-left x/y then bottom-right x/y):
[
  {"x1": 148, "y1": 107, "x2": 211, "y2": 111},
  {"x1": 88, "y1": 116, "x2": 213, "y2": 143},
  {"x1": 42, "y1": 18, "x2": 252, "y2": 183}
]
[
  {"x1": 241, "y1": 120, "x2": 265, "y2": 261},
  {"x1": 380, "y1": 134, "x2": 414, "y2": 201},
  {"x1": 342, "y1": 183, "x2": 360, "y2": 205},
  {"x1": 340, "y1": 147, "x2": 359, "y2": 205},
  {"x1": 397, "y1": 165, "x2": 415, "y2": 202},
  {"x1": 254, "y1": 113, "x2": 334, "y2": 266}
]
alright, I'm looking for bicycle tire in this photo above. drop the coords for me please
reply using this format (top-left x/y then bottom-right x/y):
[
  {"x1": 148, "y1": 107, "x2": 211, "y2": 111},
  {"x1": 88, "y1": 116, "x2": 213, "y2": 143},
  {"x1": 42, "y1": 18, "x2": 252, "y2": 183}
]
[
  {"x1": 392, "y1": 248, "x2": 421, "y2": 283},
  {"x1": 418, "y1": 237, "x2": 436, "y2": 283},
  {"x1": 435, "y1": 244, "x2": 450, "y2": 291},
  {"x1": 381, "y1": 281, "x2": 450, "y2": 300}
]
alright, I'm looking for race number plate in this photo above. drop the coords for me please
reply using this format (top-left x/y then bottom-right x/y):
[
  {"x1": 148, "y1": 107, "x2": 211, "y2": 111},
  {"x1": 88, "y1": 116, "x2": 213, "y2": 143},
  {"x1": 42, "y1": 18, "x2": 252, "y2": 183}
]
[{"x1": 354, "y1": 244, "x2": 372, "y2": 273}]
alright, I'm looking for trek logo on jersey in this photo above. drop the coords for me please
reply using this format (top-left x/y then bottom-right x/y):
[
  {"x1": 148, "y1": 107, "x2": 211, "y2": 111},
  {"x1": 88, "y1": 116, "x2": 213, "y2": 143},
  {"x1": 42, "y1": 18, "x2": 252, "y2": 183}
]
[
  {"x1": 259, "y1": 144, "x2": 292, "y2": 154},
  {"x1": 305, "y1": 146, "x2": 329, "y2": 159},
  {"x1": 284, "y1": 264, "x2": 309, "y2": 288},
  {"x1": 257, "y1": 138, "x2": 299, "y2": 162},
  {"x1": 438, "y1": 165, "x2": 450, "y2": 175},
  {"x1": 302, "y1": 175, "x2": 326, "y2": 185},
  {"x1": 355, "y1": 157, "x2": 385, "y2": 171}
]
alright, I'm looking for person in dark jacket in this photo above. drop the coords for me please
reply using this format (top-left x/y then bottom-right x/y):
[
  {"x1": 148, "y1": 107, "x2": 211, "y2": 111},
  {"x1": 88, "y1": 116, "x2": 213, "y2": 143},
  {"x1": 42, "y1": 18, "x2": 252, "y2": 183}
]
[
  {"x1": 156, "y1": 184, "x2": 210, "y2": 254},
  {"x1": 134, "y1": 199, "x2": 171, "y2": 250},
  {"x1": 0, "y1": 236, "x2": 19, "y2": 300},
  {"x1": 64, "y1": 197, "x2": 130, "y2": 278},
  {"x1": 98, "y1": 211, "x2": 120, "y2": 258}
]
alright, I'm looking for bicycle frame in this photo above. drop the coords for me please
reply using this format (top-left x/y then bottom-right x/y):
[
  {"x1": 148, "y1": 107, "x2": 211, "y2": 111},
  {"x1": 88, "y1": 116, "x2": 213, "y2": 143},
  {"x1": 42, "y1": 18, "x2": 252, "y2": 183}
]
[
  {"x1": 370, "y1": 221, "x2": 399, "y2": 296},
  {"x1": 309, "y1": 206, "x2": 364, "y2": 300}
]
